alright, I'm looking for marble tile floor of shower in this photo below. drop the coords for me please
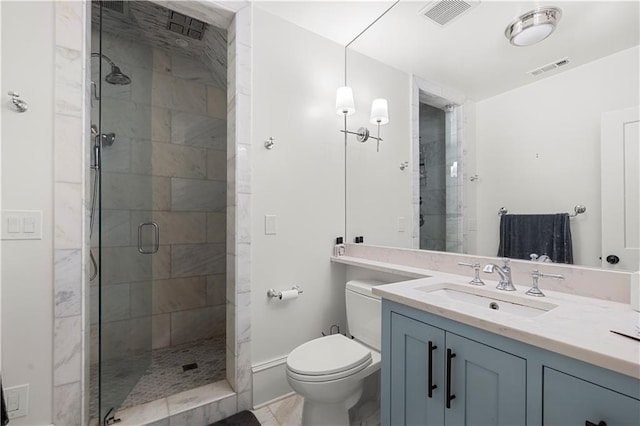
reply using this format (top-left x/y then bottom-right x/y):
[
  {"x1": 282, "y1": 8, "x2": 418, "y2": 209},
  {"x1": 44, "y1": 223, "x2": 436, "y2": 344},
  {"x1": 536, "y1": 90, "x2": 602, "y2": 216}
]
[{"x1": 90, "y1": 336, "x2": 226, "y2": 418}]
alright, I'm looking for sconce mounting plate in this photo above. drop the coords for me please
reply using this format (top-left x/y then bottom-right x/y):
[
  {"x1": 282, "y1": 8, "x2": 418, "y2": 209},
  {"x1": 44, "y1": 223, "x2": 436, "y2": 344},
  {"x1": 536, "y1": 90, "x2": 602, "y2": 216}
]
[{"x1": 356, "y1": 127, "x2": 369, "y2": 143}]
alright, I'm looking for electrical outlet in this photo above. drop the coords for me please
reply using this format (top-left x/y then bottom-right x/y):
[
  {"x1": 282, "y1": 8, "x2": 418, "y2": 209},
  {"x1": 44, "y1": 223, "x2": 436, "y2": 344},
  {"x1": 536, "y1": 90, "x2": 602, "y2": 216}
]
[
  {"x1": 5, "y1": 384, "x2": 29, "y2": 419},
  {"x1": 265, "y1": 215, "x2": 277, "y2": 235}
]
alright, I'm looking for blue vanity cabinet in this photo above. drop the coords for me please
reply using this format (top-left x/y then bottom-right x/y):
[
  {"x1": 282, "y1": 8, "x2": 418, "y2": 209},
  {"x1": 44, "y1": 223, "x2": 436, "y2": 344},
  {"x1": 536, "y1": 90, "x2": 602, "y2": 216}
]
[
  {"x1": 389, "y1": 312, "x2": 445, "y2": 425},
  {"x1": 386, "y1": 311, "x2": 526, "y2": 425},
  {"x1": 381, "y1": 299, "x2": 640, "y2": 426},
  {"x1": 543, "y1": 367, "x2": 640, "y2": 425},
  {"x1": 445, "y1": 333, "x2": 526, "y2": 425}
]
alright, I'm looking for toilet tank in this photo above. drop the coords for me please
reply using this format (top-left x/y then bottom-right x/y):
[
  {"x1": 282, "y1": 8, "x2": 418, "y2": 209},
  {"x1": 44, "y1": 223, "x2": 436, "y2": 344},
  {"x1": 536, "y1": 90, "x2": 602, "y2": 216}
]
[{"x1": 346, "y1": 279, "x2": 383, "y2": 352}]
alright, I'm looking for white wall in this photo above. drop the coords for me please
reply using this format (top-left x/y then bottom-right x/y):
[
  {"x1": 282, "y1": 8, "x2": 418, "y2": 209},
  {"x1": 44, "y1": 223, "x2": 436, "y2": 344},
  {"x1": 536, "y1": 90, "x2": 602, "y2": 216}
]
[
  {"x1": 1, "y1": 1, "x2": 55, "y2": 424},
  {"x1": 475, "y1": 46, "x2": 640, "y2": 267},
  {"x1": 251, "y1": 7, "x2": 347, "y2": 404},
  {"x1": 346, "y1": 50, "x2": 412, "y2": 248}
]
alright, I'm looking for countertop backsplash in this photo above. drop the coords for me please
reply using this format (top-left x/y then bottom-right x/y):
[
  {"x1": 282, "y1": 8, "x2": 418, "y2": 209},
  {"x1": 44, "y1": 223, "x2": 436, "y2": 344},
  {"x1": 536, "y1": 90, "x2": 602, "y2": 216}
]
[{"x1": 343, "y1": 244, "x2": 631, "y2": 304}]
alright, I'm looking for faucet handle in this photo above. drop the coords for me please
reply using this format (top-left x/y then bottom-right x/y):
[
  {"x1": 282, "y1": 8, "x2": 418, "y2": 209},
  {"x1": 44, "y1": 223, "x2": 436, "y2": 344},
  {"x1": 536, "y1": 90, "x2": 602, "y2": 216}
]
[
  {"x1": 526, "y1": 269, "x2": 564, "y2": 297},
  {"x1": 457, "y1": 262, "x2": 485, "y2": 286},
  {"x1": 501, "y1": 258, "x2": 510, "y2": 268}
]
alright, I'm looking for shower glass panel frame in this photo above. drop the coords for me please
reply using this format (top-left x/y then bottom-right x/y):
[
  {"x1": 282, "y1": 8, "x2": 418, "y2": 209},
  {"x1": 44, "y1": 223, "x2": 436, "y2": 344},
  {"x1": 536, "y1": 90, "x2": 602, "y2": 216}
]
[{"x1": 93, "y1": 2, "x2": 155, "y2": 421}]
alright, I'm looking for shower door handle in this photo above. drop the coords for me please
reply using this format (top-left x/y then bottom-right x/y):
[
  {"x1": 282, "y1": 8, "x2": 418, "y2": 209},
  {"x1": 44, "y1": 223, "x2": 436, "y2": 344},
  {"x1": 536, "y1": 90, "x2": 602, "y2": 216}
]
[{"x1": 138, "y1": 222, "x2": 159, "y2": 254}]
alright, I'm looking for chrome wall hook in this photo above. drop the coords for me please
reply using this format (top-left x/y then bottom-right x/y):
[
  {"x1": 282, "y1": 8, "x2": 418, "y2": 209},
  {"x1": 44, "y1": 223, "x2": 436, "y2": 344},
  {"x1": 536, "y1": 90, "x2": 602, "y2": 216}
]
[
  {"x1": 264, "y1": 137, "x2": 275, "y2": 150},
  {"x1": 8, "y1": 91, "x2": 28, "y2": 113},
  {"x1": 400, "y1": 161, "x2": 409, "y2": 170}
]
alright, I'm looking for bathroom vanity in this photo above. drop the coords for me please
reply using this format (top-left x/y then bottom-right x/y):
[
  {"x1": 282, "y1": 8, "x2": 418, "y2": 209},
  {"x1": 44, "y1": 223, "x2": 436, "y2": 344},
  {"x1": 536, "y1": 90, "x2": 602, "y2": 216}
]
[
  {"x1": 373, "y1": 277, "x2": 640, "y2": 425},
  {"x1": 381, "y1": 299, "x2": 639, "y2": 425},
  {"x1": 331, "y1": 253, "x2": 640, "y2": 425}
]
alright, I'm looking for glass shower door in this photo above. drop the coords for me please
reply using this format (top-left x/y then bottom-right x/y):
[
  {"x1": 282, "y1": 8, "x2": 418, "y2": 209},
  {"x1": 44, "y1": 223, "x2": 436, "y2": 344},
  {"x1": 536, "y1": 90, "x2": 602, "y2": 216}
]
[{"x1": 94, "y1": 2, "x2": 155, "y2": 421}]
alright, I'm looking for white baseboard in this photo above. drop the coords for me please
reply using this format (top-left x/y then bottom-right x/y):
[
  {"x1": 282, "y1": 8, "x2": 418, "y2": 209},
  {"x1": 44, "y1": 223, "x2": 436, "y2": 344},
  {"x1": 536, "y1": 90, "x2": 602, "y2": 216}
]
[{"x1": 251, "y1": 355, "x2": 294, "y2": 408}]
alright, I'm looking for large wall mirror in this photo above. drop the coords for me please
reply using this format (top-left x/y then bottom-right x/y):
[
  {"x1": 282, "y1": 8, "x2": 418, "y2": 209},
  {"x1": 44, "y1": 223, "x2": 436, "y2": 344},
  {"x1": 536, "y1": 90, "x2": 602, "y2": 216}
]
[{"x1": 344, "y1": 1, "x2": 639, "y2": 271}]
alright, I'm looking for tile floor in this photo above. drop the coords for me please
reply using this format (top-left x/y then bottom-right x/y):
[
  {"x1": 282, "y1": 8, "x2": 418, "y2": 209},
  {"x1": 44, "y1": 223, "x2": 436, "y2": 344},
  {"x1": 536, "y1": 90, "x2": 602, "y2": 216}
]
[
  {"x1": 251, "y1": 373, "x2": 381, "y2": 426},
  {"x1": 252, "y1": 393, "x2": 304, "y2": 426},
  {"x1": 91, "y1": 336, "x2": 226, "y2": 418}
]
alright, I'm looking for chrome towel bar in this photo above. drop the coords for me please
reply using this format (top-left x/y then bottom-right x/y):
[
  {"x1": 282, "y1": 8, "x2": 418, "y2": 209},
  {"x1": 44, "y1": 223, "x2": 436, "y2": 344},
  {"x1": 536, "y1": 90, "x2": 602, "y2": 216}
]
[{"x1": 498, "y1": 204, "x2": 586, "y2": 217}]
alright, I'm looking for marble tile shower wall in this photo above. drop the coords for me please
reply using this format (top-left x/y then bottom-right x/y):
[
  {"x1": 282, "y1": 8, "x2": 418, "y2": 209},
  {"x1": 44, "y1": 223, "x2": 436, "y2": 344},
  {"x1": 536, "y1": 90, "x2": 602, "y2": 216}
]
[
  {"x1": 445, "y1": 106, "x2": 463, "y2": 253},
  {"x1": 53, "y1": 2, "x2": 89, "y2": 424},
  {"x1": 90, "y1": 29, "x2": 228, "y2": 362},
  {"x1": 418, "y1": 103, "x2": 464, "y2": 253},
  {"x1": 419, "y1": 104, "x2": 446, "y2": 251}
]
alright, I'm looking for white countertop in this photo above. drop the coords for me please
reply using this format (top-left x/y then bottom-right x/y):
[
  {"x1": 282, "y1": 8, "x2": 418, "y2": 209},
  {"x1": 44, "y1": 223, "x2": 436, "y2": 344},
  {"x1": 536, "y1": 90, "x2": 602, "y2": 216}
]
[{"x1": 331, "y1": 256, "x2": 640, "y2": 379}]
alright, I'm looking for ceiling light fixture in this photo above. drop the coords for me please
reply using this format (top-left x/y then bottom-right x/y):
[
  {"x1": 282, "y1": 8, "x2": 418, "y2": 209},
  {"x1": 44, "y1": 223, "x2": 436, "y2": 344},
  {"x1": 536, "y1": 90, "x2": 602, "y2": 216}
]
[
  {"x1": 175, "y1": 38, "x2": 189, "y2": 48},
  {"x1": 505, "y1": 7, "x2": 562, "y2": 47}
]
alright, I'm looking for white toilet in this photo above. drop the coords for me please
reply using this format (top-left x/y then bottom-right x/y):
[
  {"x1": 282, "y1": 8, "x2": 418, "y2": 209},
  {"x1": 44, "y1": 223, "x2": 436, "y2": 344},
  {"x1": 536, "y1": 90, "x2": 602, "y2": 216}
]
[{"x1": 286, "y1": 280, "x2": 382, "y2": 426}]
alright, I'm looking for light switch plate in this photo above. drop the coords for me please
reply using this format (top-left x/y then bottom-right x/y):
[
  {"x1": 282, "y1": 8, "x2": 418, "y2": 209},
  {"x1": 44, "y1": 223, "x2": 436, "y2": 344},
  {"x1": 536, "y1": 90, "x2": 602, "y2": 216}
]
[
  {"x1": 1, "y1": 210, "x2": 42, "y2": 240},
  {"x1": 265, "y1": 215, "x2": 277, "y2": 235},
  {"x1": 5, "y1": 384, "x2": 29, "y2": 419}
]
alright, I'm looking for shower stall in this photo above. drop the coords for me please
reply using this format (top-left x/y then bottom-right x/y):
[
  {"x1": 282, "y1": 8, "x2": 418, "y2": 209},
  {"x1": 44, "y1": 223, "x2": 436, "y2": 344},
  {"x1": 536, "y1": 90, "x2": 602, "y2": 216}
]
[
  {"x1": 90, "y1": 1, "x2": 228, "y2": 422},
  {"x1": 419, "y1": 102, "x2": 464, "y2": 252}
]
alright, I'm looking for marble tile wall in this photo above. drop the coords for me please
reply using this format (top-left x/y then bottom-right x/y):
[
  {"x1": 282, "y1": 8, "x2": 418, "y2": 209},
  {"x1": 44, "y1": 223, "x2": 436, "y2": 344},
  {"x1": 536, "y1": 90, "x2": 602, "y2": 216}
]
[
  {"x1": 419, "y1": 103, "x2": 446, "y2": 251},
  {"x1": 53, "y1": 2, "x2": 252, "y2": 424},
  {"x1": 444, "y1": 107, "x2": 464, "y2": 253},
  {"x1": 92, "y1": 23, "x2": 228, "y2": 355},
  {"x1": 226, "y1": 6, "x2": 253, "y2": 411},
  {"x1": 412, "y1": 77, "x2": 468, "y2": 253},
  {"x1": 53, "y1": 1, "x2": 89, "y2": 424}
]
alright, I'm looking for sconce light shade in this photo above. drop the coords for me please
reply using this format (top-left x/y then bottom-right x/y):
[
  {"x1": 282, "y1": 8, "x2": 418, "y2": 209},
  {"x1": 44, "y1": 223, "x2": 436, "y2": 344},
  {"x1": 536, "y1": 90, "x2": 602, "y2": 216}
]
[
  {"x1": 370, "y1": 98, "x2": 389, "y2": 125},
  {"x1": 336, "y1": 86, "x2": 356, "y2": 116}
]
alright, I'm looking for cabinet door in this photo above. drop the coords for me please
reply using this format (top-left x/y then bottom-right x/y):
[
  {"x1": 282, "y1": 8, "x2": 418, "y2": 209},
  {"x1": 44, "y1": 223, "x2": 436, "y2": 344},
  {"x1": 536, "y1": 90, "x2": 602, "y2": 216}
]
[
  {"x1": 445, "y1": 333, "x2": 527, "y2": 425},
  {"x1": 390, "y1": 313, "x2": 445, "y2": 426},
  {"x1": 543, "y1": 367, "x2": 640, "y2": 425}
]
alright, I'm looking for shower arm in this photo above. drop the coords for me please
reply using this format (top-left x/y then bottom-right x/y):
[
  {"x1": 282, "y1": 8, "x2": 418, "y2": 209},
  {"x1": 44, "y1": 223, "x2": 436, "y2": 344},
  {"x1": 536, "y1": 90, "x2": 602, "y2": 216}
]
[
  {"x1": 91, "y1": 52, "x2": 117, "y2": 68},
  {"x1": 90, "y1": 53, "x2": 116, "y2": 104}
]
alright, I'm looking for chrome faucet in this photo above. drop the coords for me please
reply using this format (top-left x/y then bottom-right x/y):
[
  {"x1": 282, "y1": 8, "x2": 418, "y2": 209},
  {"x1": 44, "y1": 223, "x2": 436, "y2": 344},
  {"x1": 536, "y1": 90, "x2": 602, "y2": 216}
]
[{"x1": 483, "y1": 258, "x2": 516, "y2": 291}]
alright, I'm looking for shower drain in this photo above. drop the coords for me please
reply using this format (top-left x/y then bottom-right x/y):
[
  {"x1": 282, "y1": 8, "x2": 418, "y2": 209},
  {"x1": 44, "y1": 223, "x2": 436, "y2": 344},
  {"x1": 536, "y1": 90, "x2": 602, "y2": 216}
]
[{"x1": 182, "y1": 362, "x2": 198, "y2": 372}]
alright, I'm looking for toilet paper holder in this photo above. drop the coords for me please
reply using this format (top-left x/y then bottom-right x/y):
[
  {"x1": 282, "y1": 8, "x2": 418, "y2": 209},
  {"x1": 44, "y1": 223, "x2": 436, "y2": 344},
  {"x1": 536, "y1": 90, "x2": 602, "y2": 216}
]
[{"x1": 267, "y1": 285, "x2": 303, "y2": 299}]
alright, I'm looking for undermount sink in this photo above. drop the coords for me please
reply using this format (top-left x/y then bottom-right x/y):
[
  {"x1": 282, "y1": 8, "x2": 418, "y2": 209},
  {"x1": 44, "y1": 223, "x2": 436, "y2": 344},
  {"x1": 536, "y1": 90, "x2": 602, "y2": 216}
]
[{"x1": 417, "y1": 283, "x2": 558, "y2": 318}]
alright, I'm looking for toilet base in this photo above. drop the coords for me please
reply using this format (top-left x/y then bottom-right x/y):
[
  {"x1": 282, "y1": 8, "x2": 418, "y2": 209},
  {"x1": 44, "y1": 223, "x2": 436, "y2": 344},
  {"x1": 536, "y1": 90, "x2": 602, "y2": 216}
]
[{"x1": 300, "y1": 387, "x2": 362, "y2": 426}]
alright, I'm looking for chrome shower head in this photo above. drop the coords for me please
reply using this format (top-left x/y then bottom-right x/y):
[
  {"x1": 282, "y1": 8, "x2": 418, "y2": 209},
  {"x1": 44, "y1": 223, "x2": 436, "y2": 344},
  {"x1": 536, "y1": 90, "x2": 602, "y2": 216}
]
[
  {"x1": 91, "y1": 53, "x2": 132, "y2": 85},
  {"x1": 105, "y1": 65, "x2": 131, "y2": 85}
]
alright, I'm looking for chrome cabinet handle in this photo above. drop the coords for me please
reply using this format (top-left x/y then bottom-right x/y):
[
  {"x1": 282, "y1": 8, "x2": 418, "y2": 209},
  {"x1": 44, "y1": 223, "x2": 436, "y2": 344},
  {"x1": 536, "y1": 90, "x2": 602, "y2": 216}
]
[{"x1": 138, "y1": 222, "x2": 159, "y2": 254}]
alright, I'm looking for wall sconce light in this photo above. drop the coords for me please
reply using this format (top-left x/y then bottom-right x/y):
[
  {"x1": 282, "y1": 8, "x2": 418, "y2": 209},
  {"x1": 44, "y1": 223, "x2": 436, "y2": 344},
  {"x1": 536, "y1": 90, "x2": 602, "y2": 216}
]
[{"x1": 336, "y1": 86, "x2": 389, "y2": 152}]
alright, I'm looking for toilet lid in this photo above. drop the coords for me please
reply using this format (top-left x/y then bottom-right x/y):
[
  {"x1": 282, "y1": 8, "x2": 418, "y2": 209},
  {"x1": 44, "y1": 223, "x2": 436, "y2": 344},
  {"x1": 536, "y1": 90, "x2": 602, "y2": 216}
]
[{"x1": 286, "y1": 334, "x2": 372, "y2": 376}]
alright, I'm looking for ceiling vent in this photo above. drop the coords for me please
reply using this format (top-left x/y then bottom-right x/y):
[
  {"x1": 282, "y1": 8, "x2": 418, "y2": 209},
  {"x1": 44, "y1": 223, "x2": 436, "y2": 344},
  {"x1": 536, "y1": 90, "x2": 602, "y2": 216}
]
[
  {"x1": 167, "y1": 10, "x2": 207, "y2": 40},
  {"x1": 527, "y1": 57, "x2": 570, "y2": 76},
  {"x1": 102, "y1": 1, "x2": 125, "y2": 14},
  {"x1": 419, "y1": 0, "x2": 480, "y2": 26}
]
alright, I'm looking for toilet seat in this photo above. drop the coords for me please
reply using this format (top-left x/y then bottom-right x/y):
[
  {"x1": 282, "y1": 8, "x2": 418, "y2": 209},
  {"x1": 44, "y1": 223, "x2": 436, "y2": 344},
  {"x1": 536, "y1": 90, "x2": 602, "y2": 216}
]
[{"x1": 286, "y1": 334, "x2": 372, "y2": 382}]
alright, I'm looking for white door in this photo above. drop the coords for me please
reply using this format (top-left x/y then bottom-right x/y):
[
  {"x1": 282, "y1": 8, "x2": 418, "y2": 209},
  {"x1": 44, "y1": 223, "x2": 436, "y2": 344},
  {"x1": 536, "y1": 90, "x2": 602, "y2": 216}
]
[{"x1": 601, "y1": 106, "x2": 639, "y2": 271}]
